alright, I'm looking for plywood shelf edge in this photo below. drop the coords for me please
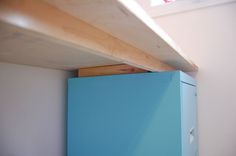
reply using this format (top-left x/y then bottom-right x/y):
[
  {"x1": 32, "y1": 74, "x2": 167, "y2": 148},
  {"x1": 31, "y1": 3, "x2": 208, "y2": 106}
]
[{"x1": 0, "y1": 0, "x2": 198, "y2": 72}]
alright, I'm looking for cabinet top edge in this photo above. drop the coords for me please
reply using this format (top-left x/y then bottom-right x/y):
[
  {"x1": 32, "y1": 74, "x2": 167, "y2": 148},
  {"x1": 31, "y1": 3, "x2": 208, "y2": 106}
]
[{"x1": 69, "y1": 70, "x2": 196, "y2": 86}]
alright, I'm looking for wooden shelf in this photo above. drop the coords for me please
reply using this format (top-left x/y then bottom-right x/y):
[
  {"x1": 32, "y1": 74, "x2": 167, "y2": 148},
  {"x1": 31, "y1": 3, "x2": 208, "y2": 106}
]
[{"x1": 0, "y1": 0, "x2": 198, "y2": 72}]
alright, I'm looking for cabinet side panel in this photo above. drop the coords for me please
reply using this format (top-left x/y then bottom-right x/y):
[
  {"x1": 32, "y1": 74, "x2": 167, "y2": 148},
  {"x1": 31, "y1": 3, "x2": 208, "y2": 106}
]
[
  {"x1": 181, "y1": 83, "x2": 198, "y2": 156},
  {"x1": 68, "y1": 72, "x2": 182, "y2": 156}
]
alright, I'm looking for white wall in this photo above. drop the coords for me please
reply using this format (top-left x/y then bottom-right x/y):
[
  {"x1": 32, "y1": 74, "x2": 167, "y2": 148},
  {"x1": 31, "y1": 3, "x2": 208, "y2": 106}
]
[
  {"x1": 0, "y1": 62, "x2": 73, "y2": 156},
  {"x1": 152, "y1": 2, "x2": 236, "y2": 156}
]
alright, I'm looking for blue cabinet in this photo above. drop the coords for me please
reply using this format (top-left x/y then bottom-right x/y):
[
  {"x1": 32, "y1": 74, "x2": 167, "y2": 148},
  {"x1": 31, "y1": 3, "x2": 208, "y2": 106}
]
[{"x1": 68, "y1": 71, "x2": 198, "y2": 156}]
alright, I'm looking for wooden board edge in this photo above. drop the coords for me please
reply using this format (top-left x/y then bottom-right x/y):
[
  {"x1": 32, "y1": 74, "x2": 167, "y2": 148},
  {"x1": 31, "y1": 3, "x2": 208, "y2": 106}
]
[
  {"x1": 0, "y1": 0, "x2": 175, "y2": 72},
  {"x1": 78, "y1": 64, "x2": 149, "y2": 77},
  {"x1": 118, "y1": 0, "x2": 198, "y2": 72}
]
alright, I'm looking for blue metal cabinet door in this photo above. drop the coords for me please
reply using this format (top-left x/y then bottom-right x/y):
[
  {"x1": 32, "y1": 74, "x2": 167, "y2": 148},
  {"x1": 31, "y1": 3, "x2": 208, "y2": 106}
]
[
  {"x1": 181, "y1": 83, "x2": 198, "y2": 156},
  {"x1": 67, "y1": 72, "x2": 182, "y2": 156}
]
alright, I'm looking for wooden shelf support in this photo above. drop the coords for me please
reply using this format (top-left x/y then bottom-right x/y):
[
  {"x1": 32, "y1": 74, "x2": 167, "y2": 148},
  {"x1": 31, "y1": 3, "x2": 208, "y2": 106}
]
[{"x1": 78, "y1": 64, "x2": 148, "y2": 77}]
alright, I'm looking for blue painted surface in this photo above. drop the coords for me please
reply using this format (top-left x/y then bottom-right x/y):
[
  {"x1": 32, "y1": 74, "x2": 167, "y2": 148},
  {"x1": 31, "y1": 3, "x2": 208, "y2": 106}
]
[
  {"x1": 180, "y1": 72, "x2": 196, "y2": 86},
  {"x1": 67, "y1": 71, "x2": 197, "y2": 156},
  {"x1": 181, "y1": 83, "x2": 198, "y2": 156}
]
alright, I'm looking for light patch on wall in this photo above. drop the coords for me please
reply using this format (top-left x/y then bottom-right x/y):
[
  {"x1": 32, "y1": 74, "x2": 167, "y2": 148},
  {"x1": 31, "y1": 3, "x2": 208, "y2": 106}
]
[
  {"x1": 151, "y1": 0, "x2": 176, "y2": 6},
  {"x1": 145, "y1": 0, "x2": 236, "y2": 17}
]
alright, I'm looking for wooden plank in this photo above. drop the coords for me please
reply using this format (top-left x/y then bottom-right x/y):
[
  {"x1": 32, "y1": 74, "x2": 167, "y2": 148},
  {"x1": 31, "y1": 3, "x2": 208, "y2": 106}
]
[
  {"x1": 0, "y1": 22, "x2": 119, "y2": 70},
  {"x1": 0, "y1": 0, "x2": 174, "y2": 72},
  {"x1": 45, "y1": 0, "x2": 198, "y2": 72},
  {"x1": 78, "y1": 64, "x2": 148, "y2": 77}
]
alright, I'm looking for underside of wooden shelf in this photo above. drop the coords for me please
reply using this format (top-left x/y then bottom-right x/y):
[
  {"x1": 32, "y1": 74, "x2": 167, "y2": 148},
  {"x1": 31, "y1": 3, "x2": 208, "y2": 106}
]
[{"x1": 0, "y1": 0, "x2": 198, "y2": 72}]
